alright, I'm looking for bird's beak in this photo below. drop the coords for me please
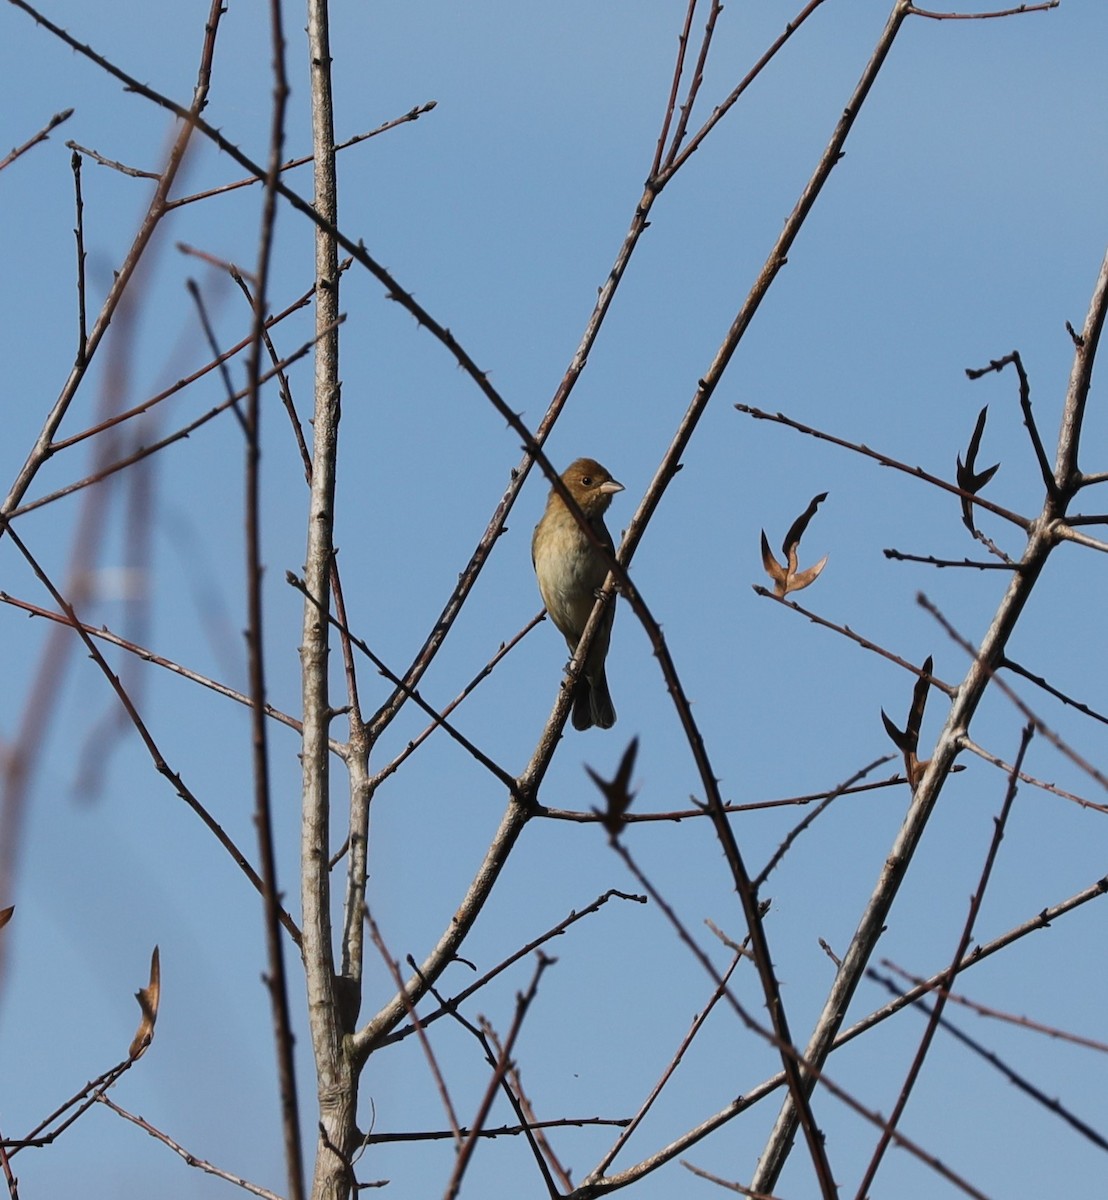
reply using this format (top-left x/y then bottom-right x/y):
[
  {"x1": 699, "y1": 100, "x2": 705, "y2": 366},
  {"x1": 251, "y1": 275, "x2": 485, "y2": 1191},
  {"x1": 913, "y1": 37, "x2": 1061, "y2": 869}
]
[{"x1": 600, "y1": 479, "x2": 624, "y2": 496}]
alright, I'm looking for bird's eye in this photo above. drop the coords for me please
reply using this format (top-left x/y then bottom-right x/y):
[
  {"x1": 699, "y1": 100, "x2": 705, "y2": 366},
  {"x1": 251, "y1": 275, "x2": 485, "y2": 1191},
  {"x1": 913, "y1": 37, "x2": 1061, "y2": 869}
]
[{"x1": 580, "y1": 476, "x2": 592, "y2": 486}]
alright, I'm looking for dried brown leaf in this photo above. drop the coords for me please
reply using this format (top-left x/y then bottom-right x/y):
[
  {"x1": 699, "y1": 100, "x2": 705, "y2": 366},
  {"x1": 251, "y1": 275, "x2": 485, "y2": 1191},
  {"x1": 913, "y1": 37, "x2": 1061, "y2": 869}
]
[
  {"x1": 782, "y1": 491, "x2": 828, "y2": 556},
  {"x1": 956, "y1": 407, "x2": 1000, "y2": 531},
  {"x1": 760, "y1": 494, "x2": 829, "y2": 597},
  {"x1": 761, "y1": 530, "x2": 788, "y2": 595},
  {"x1": 587, "y1": 737, "x2": 639, "y2": 837},
  {"x1": 881, "y1": 657, "x2": 934, "y2": 792},
  {"x1": 128, "y1": 946, "x2": 161, "y2": 1061},
  {"x1": 908, "y1": 756, "x2": 931, "y2": 790},
  {"x1": 906, "y1": 655, "x2": 934, "y2": 747},
  {"x1": 881, "y1": 708, "x2": 910, "y2": 754},
  {"x1": 787, "y1": 553, "x2": 829, "y2": 594}
]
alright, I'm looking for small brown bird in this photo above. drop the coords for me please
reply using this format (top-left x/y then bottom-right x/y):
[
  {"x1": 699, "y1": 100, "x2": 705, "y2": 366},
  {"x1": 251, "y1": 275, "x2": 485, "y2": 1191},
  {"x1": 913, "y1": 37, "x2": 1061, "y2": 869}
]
[{"x1": 532, "y1": 457, "x2": 624, "y2": 730}]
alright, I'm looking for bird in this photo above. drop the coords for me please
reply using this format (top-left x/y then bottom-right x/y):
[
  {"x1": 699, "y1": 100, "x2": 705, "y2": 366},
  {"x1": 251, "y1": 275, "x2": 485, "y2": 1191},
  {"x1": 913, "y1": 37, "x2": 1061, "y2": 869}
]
[{"x1": 532, "y1": 457, "x2": 624, "y2": 730}]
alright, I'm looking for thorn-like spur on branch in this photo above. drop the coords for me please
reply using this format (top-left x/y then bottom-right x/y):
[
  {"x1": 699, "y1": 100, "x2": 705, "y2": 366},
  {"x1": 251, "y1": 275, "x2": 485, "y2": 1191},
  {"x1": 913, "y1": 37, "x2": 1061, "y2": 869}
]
[
  {"x1": 586, "y1": 737, "x2": 640, "y2": 838},
  {"x1": 881, "y1": 655, "x2": 934, "y2": 790},
  {"x1": 966, "y1": 351, "x2": 1056, "y2": 497},
  {"x1": 955, "y1": 406, "x2": 1000, "y2": 533},
  {"x1": 760, "y1": 493, "x2": 829, "y2": 597}
]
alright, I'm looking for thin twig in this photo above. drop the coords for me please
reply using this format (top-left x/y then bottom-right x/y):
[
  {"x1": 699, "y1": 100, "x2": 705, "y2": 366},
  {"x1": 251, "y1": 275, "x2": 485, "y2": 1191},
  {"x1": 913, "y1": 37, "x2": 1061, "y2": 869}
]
[
  {"x1": 681, "y1": 1161, "x2": 785, "y2": 1198},
  {"x1": 0, "y1": 1122, "x2": 18, "y2": 1200},
  {"x1": 881, "y1": 960, "x2": 1108, "y2": 1054},
  {"x1": 754, "y1": 754, "x2": 895, "y2": 890},
  {"x1": 0, "y1": 107, "x2": 73, "y2": 171},
  {"x1": 165, "y1": 101, "x2": 438, "y2": 211},
  {"x1": 6, "y1": 1059, "x2": 131, "y2": 1154},
  {"x1": 365, "y1": 907, "x2": 462, "y2": 1145},
  {"x1": 246, "y1": 4, "x2": 304, "y2": 1193},
  {"x1": 867, "y1": 969, "x2": 1108, "y2": 1153},
  {"x1": 661, "y1": 0, "x2": 829, "y2": 182},
  {"x1": 444, "y1": 955, "x2": 554, "y2": 1200},
  {"x1": 593, "y1": 951, "x2": 745, "y2": 1176},
  {"x1": 651, "y1": 0, "x2": 698, "y2": 178},
  {"x1": 48, "y1": 282, "x2": 317, "y2": 452},
  {"x1": 754, "y1": 586, "x2": 957, "y2": 695},
  {"x1": 369, "y1": 613, "x2": 545, "y2": 791},
  {"x1": 907, "y1": 2, "x2": 1058, "y2": 17},
  {"x1": 288, "y1": 572, "x2": 518, "y2": 793},
  {"x1": 185, "y1": 278, "x2": 248, "y2": 432},
  {"x1": 965, "y1": 351, "x2": 1055, "y2": 496},
  {"x1": 1001, "y1": 655, "x2": 1108, "y2": 728},
  {"x1": 662, "y1": 0, "x2": 723, "y2": 169},
  {"x1": 855, "y1": 724, "x2": 1032, "y2": 1197},
  {"x1": 883, "y1": 548, "x2": 1015, "y2": 570},
  {"x1": 584, "y1": 874, "x2": 1108, "y2": 1194},
  {"x1": 737, "y1": 405, "x2": 1031, "y2": 529},
  {"x1": 364, "y1": 1116, "x2": 628, "y2": 1144},
  {"x1": 64, "y1": 139, "x2": 161, "y2": 179},
  {"x1": 380, "y1": 890, "x2": 646, "y2": 1048},
  {"x1": 920, "y1": 593, "x2": 1108, "y2": 792},
  {"x1": 0, "y1": 590, "x2": 322, "y2": 745},
  {"x1": 96, "y1": 1096, "x2": 283, "y2": 1200},
  {"x1": 960, "y1": 736, "x2": 1108, "y2": 814},
  {"x1": 70, "y1": 149, "x2": 88, "y2": 366},
  {"x1": 535, "y1": 770, "x2": 911, "y2": 824},
  {"x1": 0, "y1": 525, "x2": 301, "y2": 945},
  {"x1": 498, "y1": 1054, "x2": 571, "y2": 1195},
  {"x1": 12, "y1": 324, "x2": 340, "y2": 518}
]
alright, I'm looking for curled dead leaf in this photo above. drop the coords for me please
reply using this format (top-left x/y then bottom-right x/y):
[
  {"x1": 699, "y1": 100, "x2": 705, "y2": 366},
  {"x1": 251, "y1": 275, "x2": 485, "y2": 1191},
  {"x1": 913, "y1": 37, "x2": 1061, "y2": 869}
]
[
  {"x1": 955, "y1": 406, "x2": 1000, "y2": 532},
  {"x1": 760, "y1": 493, "x2": 829, "y2": 597},
  {"x1": 128, "y1": 946, "x2": 161, "y2": 1061},
  {"x1": 881, "y1": 656, "x2": 934, "y2": 792}
]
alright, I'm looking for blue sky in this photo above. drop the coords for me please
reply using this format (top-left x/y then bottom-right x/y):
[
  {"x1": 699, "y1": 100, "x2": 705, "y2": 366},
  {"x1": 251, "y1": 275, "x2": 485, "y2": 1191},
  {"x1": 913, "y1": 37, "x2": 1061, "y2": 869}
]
[{"x1": 1, "y1": 2, "x2": 1107, "y2": 1197}]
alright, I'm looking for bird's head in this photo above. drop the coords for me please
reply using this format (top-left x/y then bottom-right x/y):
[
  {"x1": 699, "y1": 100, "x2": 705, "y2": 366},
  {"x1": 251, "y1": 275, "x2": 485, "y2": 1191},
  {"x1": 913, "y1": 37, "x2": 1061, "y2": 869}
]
[{"x1": 561, "y1": 458, "x2": 624, "y2": 518}]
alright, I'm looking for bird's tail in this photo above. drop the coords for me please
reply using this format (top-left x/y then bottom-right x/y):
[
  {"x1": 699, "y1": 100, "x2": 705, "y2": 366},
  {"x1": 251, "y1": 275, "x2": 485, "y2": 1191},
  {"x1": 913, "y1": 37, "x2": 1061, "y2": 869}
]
[{"x1": 572, "y1": 668, "x2": 616, "y2": 731}]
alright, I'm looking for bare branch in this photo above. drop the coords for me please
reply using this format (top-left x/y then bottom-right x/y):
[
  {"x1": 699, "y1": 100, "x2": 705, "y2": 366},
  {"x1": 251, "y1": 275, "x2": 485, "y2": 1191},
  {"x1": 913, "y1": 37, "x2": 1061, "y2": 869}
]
[
  {"x1": 737, "y1": 404, "x2": 1031, "y2": 529},
  {"x1": 754, "y1": 755, "x2": 896, "y2": 890},
  {"x1": 881, "y1": 960, "x2": 1108, "y2": 1055},
  {"x1": 64, "y1": 139, "x2": 160, "y2": 179},
  {"x1": 69, "y1": 149, "x2": 88, "y2": 366},
  {"x1": 444, "y1": 955, "x2": 554, "y2": 1200},
  {"x1": 907, "y1": 1, "x2": 1058, "y2": 18},
  {"x1": 0, "y1": 107, "x2": 73, "y2": 172},
  {"x1": 867, "y1": 968, "x2": 1108, "y2": 1154},
  {"x1": 754, "y1": 586, "x2": 957, "y2": 696},
  {"x1": 381, "y1": 890, "x2": 646, "y2": 1048},
  {"x1": 965, "y1": 353, "x2": 1054, "y2": 496},
  {"x1": 165, "y1": 101, "x2": 438, "y2": 211},
  {"x1": 97, "y1": 1096, "x2": 284, "y2": 1200},
  {"x1": 855, "y1": 725, "x2": 1033, "y2": 1196},
  {"x1": 0, "y1": 526, "x2": 302, "y2": 944},
  {"x1": 366, "y1": 907, "x2": 462, "y2": 1147}
]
